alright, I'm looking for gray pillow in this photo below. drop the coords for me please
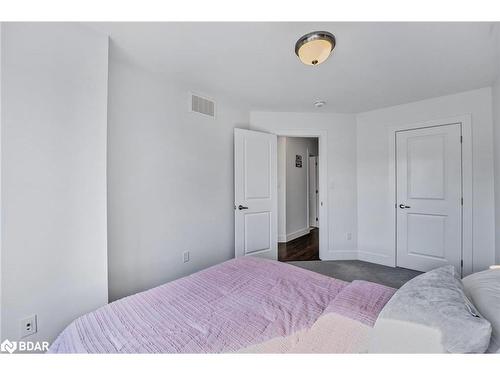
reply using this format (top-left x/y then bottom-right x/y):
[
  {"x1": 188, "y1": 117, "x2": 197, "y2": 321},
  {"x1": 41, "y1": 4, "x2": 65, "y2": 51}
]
[
  {"x1": 372, "y1": 265, "x2": 491, "y2": 353},
  {"x1": 462, "y1": 268, "x2": 500, "y2": 353}
]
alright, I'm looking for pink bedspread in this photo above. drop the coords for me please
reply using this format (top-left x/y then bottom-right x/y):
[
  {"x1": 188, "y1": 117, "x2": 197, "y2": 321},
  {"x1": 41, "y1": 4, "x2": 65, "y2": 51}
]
[{"x1": 49, "y1": 257, "x2": 394, "y2": 353}]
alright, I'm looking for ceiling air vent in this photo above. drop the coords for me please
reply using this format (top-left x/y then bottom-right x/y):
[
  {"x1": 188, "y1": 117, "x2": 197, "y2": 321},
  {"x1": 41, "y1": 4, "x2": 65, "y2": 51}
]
[{"x1": 190, "y1": 93, "x2": 216, "y2": 118}]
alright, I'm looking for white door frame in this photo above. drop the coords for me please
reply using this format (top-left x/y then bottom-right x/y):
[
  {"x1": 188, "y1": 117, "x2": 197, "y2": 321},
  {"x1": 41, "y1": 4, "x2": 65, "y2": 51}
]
[
  {"x1": 388, "y1": 114, "x2": 473, "y2": 275},
  {"x1": 271, "y1": 129, "x2": 328, "y2": 260},
  {"x1": 309, "y1": 155, "x2": 319, "y2": 228}
]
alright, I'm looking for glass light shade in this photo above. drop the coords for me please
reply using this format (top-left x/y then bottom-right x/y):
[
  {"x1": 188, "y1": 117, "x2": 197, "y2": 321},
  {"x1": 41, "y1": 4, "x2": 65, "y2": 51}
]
[
  {"x1": 297, "y1": 39, "x2": 333, "y2": 66},
  {"x1": 295, "y1": 31, "x2": 335, "y2": 66}
]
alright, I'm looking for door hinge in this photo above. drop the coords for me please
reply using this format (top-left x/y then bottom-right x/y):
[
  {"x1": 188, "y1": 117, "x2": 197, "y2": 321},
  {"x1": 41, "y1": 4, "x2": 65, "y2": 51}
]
[
  {"x1": 460, "y1": 135, "x2": 463, "y2": 143},
  {"x1": 461, "y1": 259, "x2": 463, "y2": 268},
  {"x1": 316, "y1": 189, "x2": 318, "y2": 194},
  {"x1": 461, "y1": 197, "x2": 463, "y2": 206}
]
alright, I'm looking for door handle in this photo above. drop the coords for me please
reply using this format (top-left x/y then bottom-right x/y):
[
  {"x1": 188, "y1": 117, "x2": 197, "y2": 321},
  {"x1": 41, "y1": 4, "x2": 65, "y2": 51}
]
[
  {"x1": 399, "y1": 204, "x2": 411, "y2": 209},
  {"x1": 238, "y1": 205, "x2": 249, "y2": 210}
]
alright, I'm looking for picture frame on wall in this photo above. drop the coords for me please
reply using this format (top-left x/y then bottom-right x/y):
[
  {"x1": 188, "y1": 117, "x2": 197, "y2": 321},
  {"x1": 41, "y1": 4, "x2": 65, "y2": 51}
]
[{"x1": 296, "y1": 155, "x2": 302, "y2": 168}]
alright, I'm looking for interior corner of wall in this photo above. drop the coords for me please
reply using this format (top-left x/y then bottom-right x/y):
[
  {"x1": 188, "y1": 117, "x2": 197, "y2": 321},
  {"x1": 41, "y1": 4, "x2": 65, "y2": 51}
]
[
  {"x1": 0, "y1": 20, "x2": 3, "y2": 342},
  {"x1": 322, "y1": 249, "x2": 358, "y2": 261}
]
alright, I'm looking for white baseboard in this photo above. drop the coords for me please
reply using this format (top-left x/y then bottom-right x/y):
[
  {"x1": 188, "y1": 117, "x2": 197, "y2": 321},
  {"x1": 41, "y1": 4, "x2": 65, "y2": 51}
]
[
  {"x1": 278, "y1": 234, "x2": 287, "y2": 243},
  {"x1": 357, "y1": 250, "x2": 395, "y2": 267},
  {"x1": 321, "y1": 250, "x2": 358, "y2": 261},
  {"x1": 321, "y1": 249, "x2": 396, "y2": 268},
  {"x1": 285, "y1": 227, "x2": 310, "y2": 242}
]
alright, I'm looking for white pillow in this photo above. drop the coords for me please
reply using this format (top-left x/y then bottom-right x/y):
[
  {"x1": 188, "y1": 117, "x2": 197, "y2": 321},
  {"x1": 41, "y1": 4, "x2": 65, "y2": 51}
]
[
  {"x1": 370, "y1": 265, "x2": 492, "y2": 353},
  {"x1": 462, "y1": 268, "x2": 500, "y2": 353}
]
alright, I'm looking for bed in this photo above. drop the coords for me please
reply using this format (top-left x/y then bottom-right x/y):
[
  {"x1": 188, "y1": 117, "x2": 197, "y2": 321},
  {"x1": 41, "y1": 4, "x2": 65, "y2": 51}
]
[{"x1": 49, "y1": 256, "x2": 395, "y2": 353}]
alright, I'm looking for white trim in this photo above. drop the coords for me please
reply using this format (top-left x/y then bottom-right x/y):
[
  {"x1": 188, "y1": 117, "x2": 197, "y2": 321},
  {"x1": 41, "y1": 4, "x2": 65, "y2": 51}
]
[
  {"x1": 308, "y1": 155, "x2": 319, "y2": 228},
  {"x1": 461, "y1": 120, "x2": 473, "y2": 275},
  {"x1": 285, "y1": 227, "x2": 311, "y2": 242},
  {"x1": 322, "y1": 250, "x2": 393, "y2": 266},
  {"x1": 278, "y1": 234, "x2": 287, "y2": 243},
  {"x1": 268, "y1": 129, "x2": 328, "y2": 260},
  {"x1": 322, "y1": 250, "x2": 358, "y2": 261},
  {"x1": 387, "y1": 114, "x2": 473, "y2": 276},
  {"x1": 357, "y1": 250, "x2": 394, "y2": 267},
  {"x1": 305, "y1": 147, "x2": 310, "y2": 238}
]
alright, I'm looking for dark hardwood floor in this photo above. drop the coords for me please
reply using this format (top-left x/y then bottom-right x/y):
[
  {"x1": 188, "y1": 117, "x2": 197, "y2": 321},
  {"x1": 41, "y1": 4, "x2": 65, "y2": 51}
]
[{"x1": 278, "y1": 228, "x2": 319, "y2": 262}]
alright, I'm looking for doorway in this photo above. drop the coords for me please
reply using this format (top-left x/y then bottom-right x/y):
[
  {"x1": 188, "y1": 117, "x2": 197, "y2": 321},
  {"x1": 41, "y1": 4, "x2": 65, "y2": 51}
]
[
  {"x1": 277, "y1": 136, "x2": 320, "y2": 261},
  {"x1": 234, "y1": 128, "x2": 328, "y2": 262}
]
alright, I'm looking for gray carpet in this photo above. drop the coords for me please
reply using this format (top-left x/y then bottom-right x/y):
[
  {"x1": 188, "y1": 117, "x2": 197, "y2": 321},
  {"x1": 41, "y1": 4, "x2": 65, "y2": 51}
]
[{"x1": 289, "y1": 260, "x2": 422, "y2": 289}]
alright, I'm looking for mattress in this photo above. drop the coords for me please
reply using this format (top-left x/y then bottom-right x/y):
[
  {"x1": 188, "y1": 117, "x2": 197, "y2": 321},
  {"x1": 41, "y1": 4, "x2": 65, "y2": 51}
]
[{"x1": 49, "y1": 257, "x2": 395, "y2": 353}]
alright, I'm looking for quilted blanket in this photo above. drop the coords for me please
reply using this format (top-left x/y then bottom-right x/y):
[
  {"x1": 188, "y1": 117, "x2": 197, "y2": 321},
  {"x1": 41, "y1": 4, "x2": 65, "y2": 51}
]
[{"x1": 49, "y1": 257, "x2": 395, "y2": 353}]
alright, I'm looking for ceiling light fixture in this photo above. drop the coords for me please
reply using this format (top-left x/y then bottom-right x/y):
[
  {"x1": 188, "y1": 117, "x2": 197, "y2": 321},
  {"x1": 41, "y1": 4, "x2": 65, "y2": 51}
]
[{"x1": 295, "y1": 31, "x2": 336, "y2": 66}]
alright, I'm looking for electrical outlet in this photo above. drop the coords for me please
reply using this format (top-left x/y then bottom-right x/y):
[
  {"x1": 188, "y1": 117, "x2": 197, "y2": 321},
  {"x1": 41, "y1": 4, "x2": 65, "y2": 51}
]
[
  {"x1": 20, "y1": 315, "x2": 37, "y2": 338},
  {"x1": 183, "y1": 251, "x2": 190, "y2": 263},
  {"x1": 346, "y1": 232, "x2": 352, "y2": 241}
]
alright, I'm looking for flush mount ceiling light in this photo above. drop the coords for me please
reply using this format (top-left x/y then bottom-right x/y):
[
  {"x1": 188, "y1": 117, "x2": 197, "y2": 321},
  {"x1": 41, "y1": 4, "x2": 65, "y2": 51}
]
[{"x1": 295, "y1": 31, "x2": 336, "y2": 66}]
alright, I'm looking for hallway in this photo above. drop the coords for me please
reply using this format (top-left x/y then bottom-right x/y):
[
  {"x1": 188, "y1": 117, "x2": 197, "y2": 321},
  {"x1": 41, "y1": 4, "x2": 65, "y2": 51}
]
[{"x1": 278, "y1": 228, "x2": 319, "y2": 261}]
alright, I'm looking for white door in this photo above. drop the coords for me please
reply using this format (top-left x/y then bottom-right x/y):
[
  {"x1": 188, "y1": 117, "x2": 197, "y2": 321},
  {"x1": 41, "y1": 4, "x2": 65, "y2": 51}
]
[
  {"x1": 396, "y1": 124, "x2": 462, "y2": 273},
  {"x1": 309, "y1": 156, "x2": 319, "y2": 228},
  {"x1": 234, "y1": 128, "x2": 277, "y2": 259}
]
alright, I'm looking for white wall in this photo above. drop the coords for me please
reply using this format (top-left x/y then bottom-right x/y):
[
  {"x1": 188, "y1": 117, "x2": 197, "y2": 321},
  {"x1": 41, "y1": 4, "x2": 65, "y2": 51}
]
[
  {"x1": 250, "y1": 112, "x2": 358, "y2": 258},
  {"x1": 0, "y1": 23, "x2": 109, "y2": 343},
  {"x1": 107, "y1": 53, "x2": 249, "y2": 302},
  {"x1": 493, "y1": 28, "x2": 500, "y2": 265},
  {"x1": 356, "y1": 88, "x2": 496, "y2": 272}
]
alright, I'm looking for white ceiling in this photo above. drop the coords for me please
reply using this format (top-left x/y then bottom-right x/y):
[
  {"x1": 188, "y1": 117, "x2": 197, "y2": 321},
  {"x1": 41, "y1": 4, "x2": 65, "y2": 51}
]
[{"x1": 89, "y1": 22, "x2": 499, "y2": 113}]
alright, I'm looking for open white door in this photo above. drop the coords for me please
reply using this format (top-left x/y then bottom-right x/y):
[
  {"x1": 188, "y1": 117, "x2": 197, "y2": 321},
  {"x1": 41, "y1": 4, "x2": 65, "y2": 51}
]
[
  {"x1": 234, "y1": 128, "x2": 277, "y2": 259},
  {"x1": 396, "y1": 124, "x2": 462, "y2": 273},
  {"x1": 309, "y1": 156, "x2": 319, "y2": 228}
]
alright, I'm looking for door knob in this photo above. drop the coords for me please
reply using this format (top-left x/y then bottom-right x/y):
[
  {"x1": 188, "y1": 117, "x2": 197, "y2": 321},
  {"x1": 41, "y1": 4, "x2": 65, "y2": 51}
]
[
  {"x1": 399, "y1": 204, "x2": 411, "y2": 209},
  {"x1": 238, "y1": 205, "x2": 249, "y2": 210}
]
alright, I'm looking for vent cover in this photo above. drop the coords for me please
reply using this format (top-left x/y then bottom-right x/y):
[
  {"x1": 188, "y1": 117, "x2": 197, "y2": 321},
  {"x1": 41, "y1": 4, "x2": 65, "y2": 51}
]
[{"x1": 190, "y1": 93, "x2": 215, "y2": 118}]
